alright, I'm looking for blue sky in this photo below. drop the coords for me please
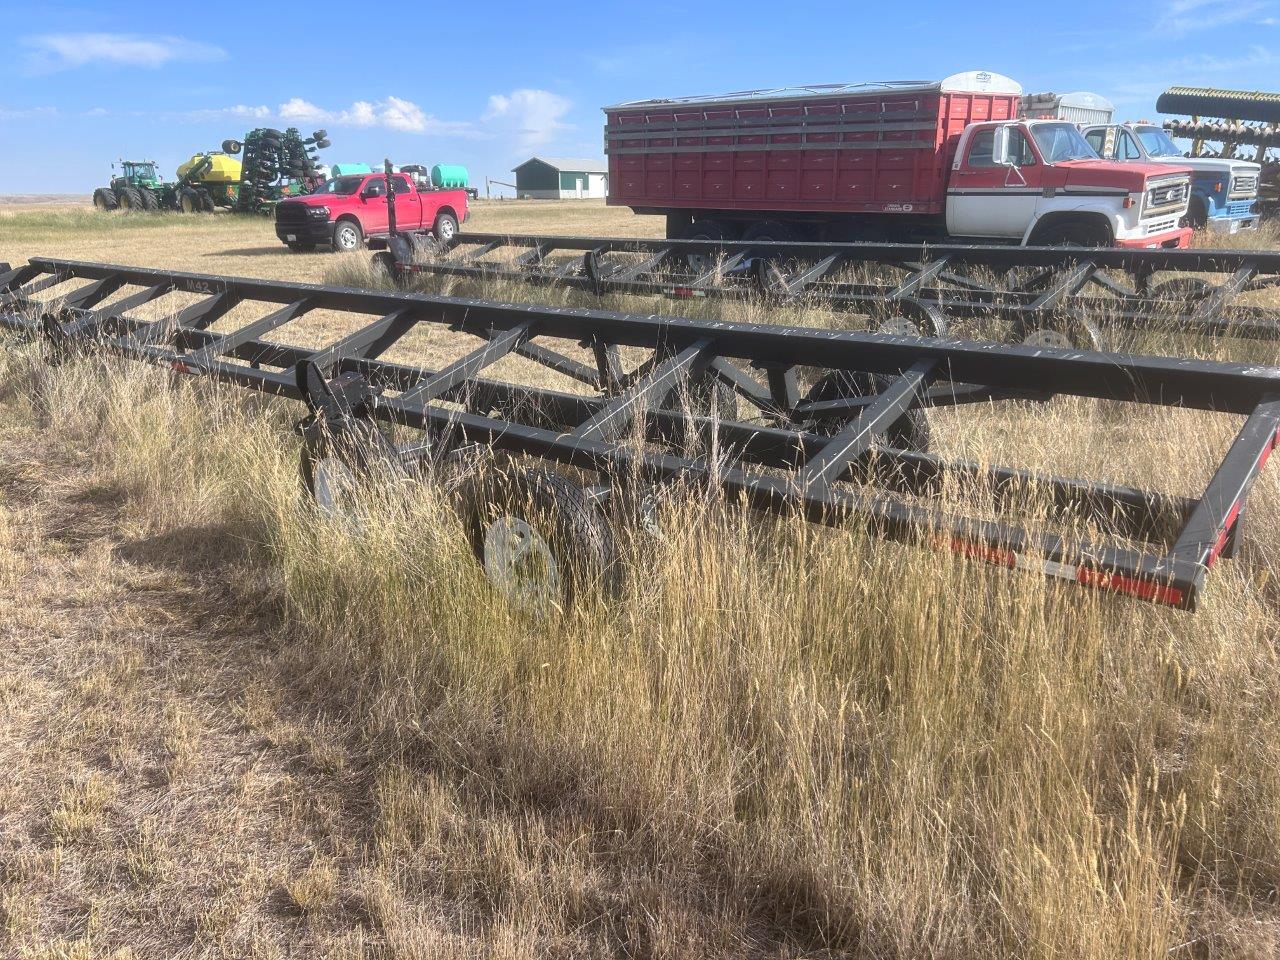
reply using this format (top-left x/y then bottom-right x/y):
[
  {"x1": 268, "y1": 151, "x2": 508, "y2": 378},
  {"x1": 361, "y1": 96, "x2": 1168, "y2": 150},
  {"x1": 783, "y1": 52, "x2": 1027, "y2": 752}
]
[{"x1": 2, "y1": 0, "x2": 1278, "y2": 194}]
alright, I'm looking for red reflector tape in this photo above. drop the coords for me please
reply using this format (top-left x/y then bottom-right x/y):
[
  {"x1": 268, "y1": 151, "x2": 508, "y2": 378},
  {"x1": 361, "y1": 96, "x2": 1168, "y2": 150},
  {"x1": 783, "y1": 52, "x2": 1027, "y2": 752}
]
[
  {"x1": 169, "y1": 359, "x2": 193, "y2": 375},
  {"x1": 1075, "y1": 567, "x2": 1185, "y2": 607},
  {"x1": 1208, "y1": 502, "x2": 1242, "y2": 566},
  {"x1": 934, "y1": 535, "x2": 1016, "y2": 568}
]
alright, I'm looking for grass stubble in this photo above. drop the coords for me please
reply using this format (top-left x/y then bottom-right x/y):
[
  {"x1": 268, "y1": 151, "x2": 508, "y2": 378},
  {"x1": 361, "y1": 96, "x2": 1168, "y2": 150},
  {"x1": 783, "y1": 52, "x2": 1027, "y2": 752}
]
[{"x1": 0, "y1": 204, "x2": 1277, "y2": 958}]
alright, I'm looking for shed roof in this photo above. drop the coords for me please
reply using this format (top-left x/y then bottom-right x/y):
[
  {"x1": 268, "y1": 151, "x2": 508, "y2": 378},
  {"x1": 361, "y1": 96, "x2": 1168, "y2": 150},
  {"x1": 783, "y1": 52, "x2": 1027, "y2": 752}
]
[{"x1": 513, "y1": 156, "x2": 608, "y2": 174}]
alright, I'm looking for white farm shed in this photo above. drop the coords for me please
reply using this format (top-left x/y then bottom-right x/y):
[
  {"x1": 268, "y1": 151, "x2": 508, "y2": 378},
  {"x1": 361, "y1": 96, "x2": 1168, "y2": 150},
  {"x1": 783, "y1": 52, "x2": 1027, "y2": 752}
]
[{"x1": 512, "y1": 157, "x2": 608, "y2": 199}]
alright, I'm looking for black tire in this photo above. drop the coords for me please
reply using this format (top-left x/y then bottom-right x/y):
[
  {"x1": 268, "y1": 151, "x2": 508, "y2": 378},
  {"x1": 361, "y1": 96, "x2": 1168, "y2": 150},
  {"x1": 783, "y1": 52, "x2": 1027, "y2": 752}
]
[
  {"x1": 197, "y1": 189, "x2": 215, "y2": 212},
  {"x1": 332, "y1": 218, "x2": 363, "y2": 252},
  {"x1": 92, "y1": 188, "x2": 118, "y2": 212},
  {"x1": 801, "y1": 371, "x2": 932, "y2": 452},
  {"x1": 222, "y1": 139, "x2": 243, "y2": 155},
  {"x1": 1031, "y1": 221, "x2": 1110, "y2": 247},
  {"x1": 1182, "y1": 198, "x2": 1208, "y2": 230},
  {"x1": 432, "y1": 212, "x2": 459, "y2": 243},
  {"x1": 116, "y1": 187, "x2": 143, "y2": 211},
  {"x1": 178, "y1": 188, "x2": 199, "y2": 214},
  {"x1": 455, "y1": 465, "x2": 620, "y2": 612},
  {"x1": 139, "y1": 189, "x2": 159, "y2": 212},
  {"x1": 658, "y1": 370, "x2": 738, "y2": 419},
  {"x1": 287, "y1": 242, "x2": 317, "y2": 253},
  {"x1": 682, "y1": 219, "x2": 732, "y2": 273},
  {"x1": 298, "y1": 418, "x2": 396, "y2": 522},
  {"x1": 1150, "y1": 277, "x2": 1214, "y2": 302},
  {"x1": 743, "y1": 220, "x2": 800, "y2": 243}
]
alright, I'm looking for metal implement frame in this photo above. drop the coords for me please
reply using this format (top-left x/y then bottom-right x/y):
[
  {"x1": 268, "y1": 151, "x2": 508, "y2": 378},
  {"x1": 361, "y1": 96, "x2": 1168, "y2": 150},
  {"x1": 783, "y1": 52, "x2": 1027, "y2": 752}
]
[
  {"x1": 3, "y1": 256, "x2": 1279, "y2": 612},
  {"x1": 384, "y1": 232, "x2": 1280, "y2": 342}
]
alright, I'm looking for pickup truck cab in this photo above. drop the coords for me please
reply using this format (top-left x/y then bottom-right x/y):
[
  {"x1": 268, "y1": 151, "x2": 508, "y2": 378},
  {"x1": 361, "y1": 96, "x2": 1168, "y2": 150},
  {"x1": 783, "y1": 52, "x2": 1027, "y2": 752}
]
[
  {"x1": 274, "y1": 172, "x2": 469, "y2": 252},
  {"x1": 947, "y1": 120, "x2": 1194, "y2": 248},
  {"x1": 1081, "y1": 122, "x2": 1260, "y2": 234}
]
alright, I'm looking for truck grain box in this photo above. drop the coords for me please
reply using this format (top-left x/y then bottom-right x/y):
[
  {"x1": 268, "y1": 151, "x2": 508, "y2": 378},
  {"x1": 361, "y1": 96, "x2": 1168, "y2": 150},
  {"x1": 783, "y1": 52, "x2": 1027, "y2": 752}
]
[{"x1": 605, "y1": 72, "x2": 1193, "y2": 249}]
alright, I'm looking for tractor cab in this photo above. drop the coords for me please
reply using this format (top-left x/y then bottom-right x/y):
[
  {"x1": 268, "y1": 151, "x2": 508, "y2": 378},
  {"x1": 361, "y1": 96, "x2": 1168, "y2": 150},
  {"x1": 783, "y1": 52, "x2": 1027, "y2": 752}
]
[{"x1": 114, "y1": 160, "x2": 161, "y2": 190}]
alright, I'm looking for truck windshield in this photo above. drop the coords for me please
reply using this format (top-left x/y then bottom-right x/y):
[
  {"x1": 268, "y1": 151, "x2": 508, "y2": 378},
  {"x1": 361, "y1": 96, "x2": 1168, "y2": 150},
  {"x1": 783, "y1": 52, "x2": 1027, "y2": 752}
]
[
  {"x1": 1134, "y1": 127, "x2": 1183, "y2": 158},
  {"x1": 310, "y1": 176, "x2": 364, "y2": 196},
  {"x1": 1030, "y1": 123, "x2": 1098, "y2": 162}
]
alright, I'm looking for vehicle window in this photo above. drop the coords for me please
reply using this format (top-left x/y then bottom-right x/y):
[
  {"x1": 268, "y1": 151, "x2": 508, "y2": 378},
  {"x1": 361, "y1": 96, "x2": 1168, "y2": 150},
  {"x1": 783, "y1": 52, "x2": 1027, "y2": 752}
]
[
  {"x1": 1084, "y1": 129, "x2": 1107, "y2": 157},
  {"x1": 392, "y1": 175, "x2": 412, "y2": 194},
  {"x1": 1119, "y1": 132, "x2": 1142, "y2": 160},
  {"x1": 1134, "y1": 126, "x2": 1183, "y2": 158},
  {"x1": 311, "y1": 176, "x2": 364, "y2": 196},
  {"x1": 1029, "y1": 122, "x2": 1098, "y2": 162},
  {"x1": 966, "y1": 128, "x2": 1036, "y2": 168}
]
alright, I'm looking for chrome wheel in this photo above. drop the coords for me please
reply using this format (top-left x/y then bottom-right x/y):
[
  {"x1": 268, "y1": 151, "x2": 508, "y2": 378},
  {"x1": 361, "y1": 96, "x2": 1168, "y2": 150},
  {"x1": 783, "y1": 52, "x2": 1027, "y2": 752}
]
[
  {"x1": 483, "y1": 515, "x2": 561, "y2": 615},
  {"x1": 312, "y1": 456, "x2": 359, "y2": 521},
  {"x1": 877, "y1": 317, "x2": 922, "y2": 337},
  {"x1": 333, "y1": 222, "x2": 361, "y2": 252}
]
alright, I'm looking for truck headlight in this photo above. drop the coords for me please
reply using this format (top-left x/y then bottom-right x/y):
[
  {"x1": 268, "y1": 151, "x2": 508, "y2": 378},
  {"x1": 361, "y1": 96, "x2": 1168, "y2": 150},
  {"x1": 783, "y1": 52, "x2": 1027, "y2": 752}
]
[{"x1": 307, "y1": 206, "x2": 329, "y2": 218}]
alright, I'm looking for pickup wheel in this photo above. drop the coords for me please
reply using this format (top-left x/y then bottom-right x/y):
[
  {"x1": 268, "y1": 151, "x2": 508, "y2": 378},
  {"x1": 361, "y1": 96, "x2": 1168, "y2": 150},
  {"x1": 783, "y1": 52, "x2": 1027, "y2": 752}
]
[
  {"x1": 332, "y1": 219, "x2": 363, "y2": 253},
  {"x1": 432, "y1": 212, "x2": 459, "y2": 244},
  {"x1": 1182, "y1": 198, "x2": 1208, "y2": 230},
  {"x1": 287, "y1": 242, "x2": 317, "y2": 253}
]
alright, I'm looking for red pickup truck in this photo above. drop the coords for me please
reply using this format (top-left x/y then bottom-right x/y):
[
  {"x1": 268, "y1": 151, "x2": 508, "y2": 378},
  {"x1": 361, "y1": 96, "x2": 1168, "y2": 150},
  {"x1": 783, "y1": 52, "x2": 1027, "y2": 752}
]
[{"x1": 274, "y1": 172, "x2": 469, "y2": 252}]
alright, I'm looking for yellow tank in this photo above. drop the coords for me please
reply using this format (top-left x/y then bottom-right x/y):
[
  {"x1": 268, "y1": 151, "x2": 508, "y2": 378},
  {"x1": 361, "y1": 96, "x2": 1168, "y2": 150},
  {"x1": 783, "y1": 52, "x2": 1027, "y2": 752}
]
[{"x1": 177, "y1": 152, "x2": 242, "y2": 183}]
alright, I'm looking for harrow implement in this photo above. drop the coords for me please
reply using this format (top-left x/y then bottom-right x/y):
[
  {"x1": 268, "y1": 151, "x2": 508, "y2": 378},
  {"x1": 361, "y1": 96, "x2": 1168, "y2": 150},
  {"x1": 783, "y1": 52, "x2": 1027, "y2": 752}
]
[
  {"x1": 2, "y1": 256, "x2": 1279, "y2": 613},
  {"x1": 381, "y1": 233, "x2": 1280, "y2": 346}
]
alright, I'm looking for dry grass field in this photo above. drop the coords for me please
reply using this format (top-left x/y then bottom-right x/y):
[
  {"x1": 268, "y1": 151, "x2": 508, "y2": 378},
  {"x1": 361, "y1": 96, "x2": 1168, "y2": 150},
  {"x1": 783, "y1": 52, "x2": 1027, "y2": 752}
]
[{"x1": 2, "y1": 200, "x2": 1280, "y2": 959}]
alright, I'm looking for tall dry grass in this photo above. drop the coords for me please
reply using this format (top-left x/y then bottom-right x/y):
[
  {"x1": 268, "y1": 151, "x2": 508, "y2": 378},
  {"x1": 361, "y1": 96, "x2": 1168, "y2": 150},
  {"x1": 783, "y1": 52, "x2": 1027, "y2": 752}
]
[{"x1": 3, "y1": 296, "x2": 1279, "y2": 957}]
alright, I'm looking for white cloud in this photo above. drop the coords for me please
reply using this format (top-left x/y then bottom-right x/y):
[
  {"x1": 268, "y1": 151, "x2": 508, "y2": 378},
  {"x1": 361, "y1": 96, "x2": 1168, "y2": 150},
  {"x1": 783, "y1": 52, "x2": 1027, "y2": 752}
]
[
  {"x1": 483, "y1": 89, "x2": 573, "y2": 151},
  {"x1": 194, "y1": 96, "x2": 468, "y2": 135},
  {"x1": 1154, "y1": 0, "x2": 1271, "y2": 35},
  {"x1": 22, "y1": 33, "x2": 226, "y2": 71},
  {"x1": 0, "y1": 106, "x2": 55, "y2": 120}
]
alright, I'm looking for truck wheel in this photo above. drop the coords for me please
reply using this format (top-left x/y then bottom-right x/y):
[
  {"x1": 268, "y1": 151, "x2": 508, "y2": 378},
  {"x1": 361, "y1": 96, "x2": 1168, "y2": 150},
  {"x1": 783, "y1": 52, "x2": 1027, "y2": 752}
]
[
  {"x1": 1181, "y1": 198, "x2": 1208, "y2": 230},
  {"x1": 92, "y1": 188, "x2": 118, "y2": 212},
  {"x1": 332, "y1": 219, "x2": 363, "y2": 252},
  {"x1": 454, "y1": 465, "x2": 620, "y2": 614},
  {"x1": 139, "y1": 189, "x2": 159, "y2": 212},
  {"x1": 432, "y1": 212, "x2": 459, "y2": 243},
  {"x1": 682, "y1": 220, "x2": 732, "y2": 273},
  {"x1": 801, "y1": 371, "x2": 931, "y2": 453},
  {"x1": 116, "y1": 187, "x2": 143, "y2": 211},
  {"x1": 179, "y1": 188, "x2": 199, "y2": 214},
  {"x1": 1032, "y1": 221, "x2": 1109, "y2": 247},
  {"x1": 743, "y1": 221, "x2": 799, "y2": 243}
]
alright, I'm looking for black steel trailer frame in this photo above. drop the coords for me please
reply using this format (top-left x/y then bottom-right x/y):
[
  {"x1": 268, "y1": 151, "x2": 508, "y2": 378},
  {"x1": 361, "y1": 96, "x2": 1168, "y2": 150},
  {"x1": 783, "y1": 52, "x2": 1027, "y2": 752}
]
[
  {"x1": 3, "y1": 256, "x2": 1278, "y2": 612},
  {"x1": 379, "y1": 232, "x2": 1280, "y2": 345}
]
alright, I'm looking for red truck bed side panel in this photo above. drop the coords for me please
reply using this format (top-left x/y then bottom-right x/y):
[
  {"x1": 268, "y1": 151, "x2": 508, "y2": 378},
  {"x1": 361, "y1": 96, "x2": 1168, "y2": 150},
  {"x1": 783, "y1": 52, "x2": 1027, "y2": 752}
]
[{"x1": 606, "y1": 88, "x2": 1019, "y2": 217}]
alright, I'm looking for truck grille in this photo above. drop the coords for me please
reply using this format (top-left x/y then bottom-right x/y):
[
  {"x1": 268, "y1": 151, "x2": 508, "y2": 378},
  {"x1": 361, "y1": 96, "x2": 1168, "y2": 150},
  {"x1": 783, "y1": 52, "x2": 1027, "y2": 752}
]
[
  {"x1": 275, "y1": 203, "x2": 308, "y2": 225},
  {"x1": 1231, "y1": 175, "x2": 1258, "y2": 198},
  {"x1": 1143, "y1": 215, "x2": 1180, "y2": 236},
  {"x1": 1147, "y1": 181, "x2": 1188, "y2": 209}
]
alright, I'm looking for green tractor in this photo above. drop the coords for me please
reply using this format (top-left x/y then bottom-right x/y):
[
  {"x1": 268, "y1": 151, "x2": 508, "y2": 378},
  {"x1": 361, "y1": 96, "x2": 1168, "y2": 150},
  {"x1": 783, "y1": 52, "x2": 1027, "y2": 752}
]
[{"x1": 92, "y1": 158, "x2": 217, "y2": 213}]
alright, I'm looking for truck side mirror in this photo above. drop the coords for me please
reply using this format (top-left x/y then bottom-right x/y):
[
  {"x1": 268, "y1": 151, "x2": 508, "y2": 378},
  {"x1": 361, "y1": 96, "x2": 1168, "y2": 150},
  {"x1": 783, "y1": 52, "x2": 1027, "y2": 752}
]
[{"x1": 992, "y1": 126, "x2": 1014, "y2": 166}]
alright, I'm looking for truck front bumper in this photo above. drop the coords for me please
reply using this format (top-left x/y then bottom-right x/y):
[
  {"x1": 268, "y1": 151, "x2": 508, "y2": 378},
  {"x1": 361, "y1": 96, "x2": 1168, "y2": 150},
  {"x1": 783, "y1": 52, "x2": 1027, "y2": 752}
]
[
  {"x1": 1206, "y1": 204, "x2": 1261, "y2": 234},
  {"x1": 1115, "y1": 226, "x2": 1193, "y2": 250},
  {"x1": 275, "y1": 222, "x2": 333, "y2": 245}
]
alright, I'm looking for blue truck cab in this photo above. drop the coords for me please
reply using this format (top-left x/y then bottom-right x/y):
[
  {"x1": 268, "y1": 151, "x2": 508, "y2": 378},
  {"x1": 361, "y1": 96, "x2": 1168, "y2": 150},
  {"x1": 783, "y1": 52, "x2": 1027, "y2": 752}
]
[{"x1": 1082, "y1": 123, "x2": 1260, "y2": 233}]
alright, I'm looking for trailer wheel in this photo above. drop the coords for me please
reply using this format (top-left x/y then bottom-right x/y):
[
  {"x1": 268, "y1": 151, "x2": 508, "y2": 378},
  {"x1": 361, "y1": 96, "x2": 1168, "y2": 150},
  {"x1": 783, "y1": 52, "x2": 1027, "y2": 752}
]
[
  {"x1": 1150, "y1": 277, "x2": 1214, "y2": 303},
  {"x1": 1014, "y1": 313, "x2": 1104, "y2": 351},
  {"x1": 299, "y1": 418, "x2": 394, "y2": 522},
  {"x1": 802, "y1": 371, "x2": 931, "y2": 452},
  {"x1": 455, "y1": 465, "x2": 620, "y2": 614},
  {"x1": 197, "y1": 189, "x2": 215, "y2": 212},
  {"x1": 179, "y1": 188, "x2": 199, "y2": 214},
  {"x1": 332, "y1": 219, "x2": 363, "y2": 252},
  {"x1": 92, "y1": 188, "x2": 118, "y2": 212},
  {"x1": 873, "y1": 299, "x2": 947, "y2": 338}
]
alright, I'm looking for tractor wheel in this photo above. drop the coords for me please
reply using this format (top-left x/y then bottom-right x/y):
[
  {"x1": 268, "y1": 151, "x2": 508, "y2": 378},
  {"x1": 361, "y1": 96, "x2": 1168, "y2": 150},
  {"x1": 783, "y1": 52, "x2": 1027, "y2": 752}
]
[
  {"x1": 92, "y1": 188, "x2": 118, "y2": 212},
  {"x1": 116, "y1": 187, "x2": 143, "y2": 211},
  {"x1": 332, "y1": 219, "x2": 363, "y2": 252},
  {"x1": 139, "y1": 189, "x2": 159, "y2": 212},
  {"x1": 179, "y1": 188, "x2": 199, "y2": 214},
  {"x1": 454, "y1": 464, "x2": 621, "y2": 614}
]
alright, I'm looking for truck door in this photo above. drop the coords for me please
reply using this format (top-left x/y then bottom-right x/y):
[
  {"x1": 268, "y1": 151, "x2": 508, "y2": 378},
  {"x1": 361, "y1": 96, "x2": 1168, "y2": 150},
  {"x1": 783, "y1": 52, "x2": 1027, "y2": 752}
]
[{"x1": 946, "y1": 126, "x2": 1043, "y2": 239}]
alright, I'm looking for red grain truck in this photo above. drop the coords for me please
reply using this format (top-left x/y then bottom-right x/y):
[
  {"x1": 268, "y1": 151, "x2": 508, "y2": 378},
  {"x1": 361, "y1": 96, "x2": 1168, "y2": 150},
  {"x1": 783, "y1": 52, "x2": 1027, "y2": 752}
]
[{"x1": 604, "y1": 71, "x2": 1193, "y2": 249}]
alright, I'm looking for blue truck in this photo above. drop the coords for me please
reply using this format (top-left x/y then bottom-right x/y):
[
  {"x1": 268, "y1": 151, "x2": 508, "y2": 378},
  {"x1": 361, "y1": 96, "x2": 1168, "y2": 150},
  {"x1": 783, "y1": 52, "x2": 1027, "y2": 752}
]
[{"x1": 1083, "y1": 122, "x2": 1260, "y2": 234}]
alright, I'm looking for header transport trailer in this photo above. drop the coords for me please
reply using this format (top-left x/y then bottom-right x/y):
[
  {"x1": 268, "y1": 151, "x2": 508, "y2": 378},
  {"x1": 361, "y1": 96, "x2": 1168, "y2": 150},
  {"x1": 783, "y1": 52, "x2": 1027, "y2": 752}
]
[{"x1": 605, "y1": 72, "x2": 1194, "y2": 250}]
